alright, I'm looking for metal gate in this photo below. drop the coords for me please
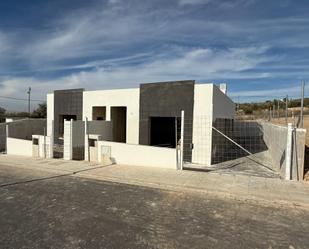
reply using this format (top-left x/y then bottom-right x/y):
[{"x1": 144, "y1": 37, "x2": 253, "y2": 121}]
[{"x1": 181, "y1": 115, "x2": 280, "y2": 178}]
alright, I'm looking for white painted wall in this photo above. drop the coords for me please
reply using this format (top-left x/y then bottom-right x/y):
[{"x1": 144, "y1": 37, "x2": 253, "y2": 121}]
[
  {"x1": 97, "y1": 141, "x2": 177, "y2": 169},
  {"x1": 83, "y1": 88, "x2": 140, "y2": 144},
  {"x1": 47, "y1": 93, "x2": 54, "y2": 137},
  {"x1": 191, "y1": 84, "x2": 235, "y2": 166},
  {"x1": 7, "y1": 138, "x2": 32, "y2": 157},
  {"x1": 192, "y1": 84, "x2": 213, "y2": 165},
  {"x1": 5, "y1": 118, "x2": 13, "y2": 123}
]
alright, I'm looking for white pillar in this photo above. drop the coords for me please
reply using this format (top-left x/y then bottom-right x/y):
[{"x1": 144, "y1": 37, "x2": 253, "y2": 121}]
[
  {"x1": 180, "y1": 110, "x2": 184, "y2": 170},
  {"x1": 63, "y1": 119, "x2": 73, "y2": 160},
  {"x1": 49, "y1": 120, "x2": 54, "y2": 158},
  {"x1": 5, "y1": 124, "x2": 9, "y2": 154},
  {"x1": 84, "y1": 117, "x2": 90, "y2": 161},
  {"x1": 70, "y1": 119, "x2": 73, "y2": 160},
  {"x1": 285, "y1": 123, "x2": 293, "y2": 180}
]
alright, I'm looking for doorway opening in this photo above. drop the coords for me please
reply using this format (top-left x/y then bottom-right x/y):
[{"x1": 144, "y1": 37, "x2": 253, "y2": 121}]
[
  {"x1": 150, "y1": 117, "x2": 180, "y2": 148},
  {"x1": 111, "y1": 107, "x2": 127, "y2": 143}
]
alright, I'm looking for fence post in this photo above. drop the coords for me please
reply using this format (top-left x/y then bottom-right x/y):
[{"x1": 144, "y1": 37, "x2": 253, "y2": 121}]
[
  {"x1": 285, "y1": 95, "x2": 288, "y2": 125},
  {"x1": 44, "y1": 127, "x2": 46, "y2": 159},
  {"x1": 300, "y1": 80, "x2": 305, "y2": 128},
  {"x1": 180, "y1": 110, "x2": 184, "y2": 170},
  {"x1": 175, "y1": 117, "x2": 178, "y2": 169},
  {"x1": 5, "y1": 123, "x2": 9, "y2": 154},
  {"x1": 50, "y1": 120, "x2": 54, "y2": 158},
  {"x1": 85, "y1": 117, "x2": 90, "y2": 162},
  {"x1": 285, "y1": 123, "x2": 293, "y2": 180},
  {"x1": 70, "y1": 119, "x2": 73, "y2": 160}
]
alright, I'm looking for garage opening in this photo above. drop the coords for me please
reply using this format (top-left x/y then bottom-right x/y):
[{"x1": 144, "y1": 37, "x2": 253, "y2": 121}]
[
  {"x1": 111, "y1": 107, "x2": 127, "y2": 143},
  {"x1": 150, "y1": 117, "x2": 180, "y2": 148}
]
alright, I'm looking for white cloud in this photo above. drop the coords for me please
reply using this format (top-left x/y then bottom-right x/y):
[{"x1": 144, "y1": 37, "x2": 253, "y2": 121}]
[
  {"x1": 229, "y1": 85, "x2": 309, "y2": 101},
  {"x1": 0, "y1": 45, "x2": 271, "y2": 100},
  {"x1": 0, "y1": 0, "x2": 308, "y2": 110},
  {"x1": 178, "y1": 0, "x2": 255, "y2": 7}
]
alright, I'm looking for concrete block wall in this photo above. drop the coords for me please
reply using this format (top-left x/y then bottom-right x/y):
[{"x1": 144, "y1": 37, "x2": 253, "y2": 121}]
[
  {"x1": 259, "y1": 122, "x2": 306, "y2": 180},
  {"x1": 72, "y1": 121, "x2": 85, "y2": 160},
  {"x1": 7, "y1": 119, "x2": 46, "y2": 140},
  {"x1": 53, "y1": 89, "x2": 84, "y2": 140},
  {"x1": 88, "y1": 121, "x2": 113, "y2": 140},
  {"x1": 0, "y1": 123, "x2": 6, "y2": 152},
  {"x1": 212, "y1": 85, "x2": 235, "y2": 120},
  {"x1": 139, "y1": 81, "x2": 195, "y2": 163}
]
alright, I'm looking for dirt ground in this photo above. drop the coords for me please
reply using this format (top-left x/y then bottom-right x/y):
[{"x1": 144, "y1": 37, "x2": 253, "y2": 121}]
[{"x1": 270, "y1": 115, "x2": 309, "y2": 181}]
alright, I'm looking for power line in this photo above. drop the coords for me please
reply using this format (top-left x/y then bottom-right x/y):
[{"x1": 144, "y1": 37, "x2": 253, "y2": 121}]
[{"x1": 0, "y1": 95, "x2": 44, "y2": 102}]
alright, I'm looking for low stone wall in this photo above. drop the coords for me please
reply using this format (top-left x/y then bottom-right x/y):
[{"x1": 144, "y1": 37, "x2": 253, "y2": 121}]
[{"x1": 258, "y1": 121, "x2": 306, "y2": 180}]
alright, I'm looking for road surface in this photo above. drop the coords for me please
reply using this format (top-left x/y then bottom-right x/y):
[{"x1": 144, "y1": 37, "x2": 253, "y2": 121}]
[{"x1": 0, "y1": 164, "x2": 308, "y2": 249}]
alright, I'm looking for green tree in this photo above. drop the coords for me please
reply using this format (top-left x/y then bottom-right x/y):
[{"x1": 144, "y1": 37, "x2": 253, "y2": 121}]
[{"x1": 31, "y1": 103, "x2": 47, "y2": 118}]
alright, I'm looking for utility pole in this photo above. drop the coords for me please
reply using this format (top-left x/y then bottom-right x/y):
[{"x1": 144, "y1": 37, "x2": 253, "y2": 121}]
[
  {"x1": 277, "y1": 99, "x2": 280, "y2": 120},
  {"x1": 27, "y1": 87, "x2": 31, "y2": 117},
  {"x1": 300, "y1": 81, "x2": 305, "y2": 128},
  {"x1": 285, "y1": 95, "x2": 288, "y2": 125}
]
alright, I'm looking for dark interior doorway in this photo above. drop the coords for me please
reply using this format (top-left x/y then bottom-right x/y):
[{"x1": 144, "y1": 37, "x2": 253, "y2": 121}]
[
  {"x1": 150, "y1": 117, "x2": 179, "y2": 148},
  {"x1": 111, "y1": 107, "x2": 127, "y2": 143}
]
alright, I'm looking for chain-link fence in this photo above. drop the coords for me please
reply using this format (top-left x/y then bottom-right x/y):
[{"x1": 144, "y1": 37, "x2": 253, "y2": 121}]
[
  {"x1": 182, "y1": 116, "x2": 268, "y2": 167},
  {"x1": 212, "y1": 119, "x2": 267, "y2": 164}
]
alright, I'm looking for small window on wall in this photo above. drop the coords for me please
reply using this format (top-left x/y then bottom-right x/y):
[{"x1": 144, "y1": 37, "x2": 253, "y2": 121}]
[
  {"x1": 92, "y1": 106, "x2": 106, "y2": 121},
  {"x1": 33, "y1": 138, "x2": 39, "y2": 145},
  {"x1": 89, "y1": 139, "x2": 96, "y2": 147}
]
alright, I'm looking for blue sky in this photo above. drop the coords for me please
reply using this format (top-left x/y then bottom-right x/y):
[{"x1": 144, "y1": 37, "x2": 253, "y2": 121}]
[{"x1": 0, "y1": 0, "x2": 309, "y2": 110}]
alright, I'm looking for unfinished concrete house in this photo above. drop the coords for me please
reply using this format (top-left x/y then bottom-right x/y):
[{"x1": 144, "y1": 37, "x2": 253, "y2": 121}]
[
  {"x1": 45, "y1": 80, "x2": 234, "y2": 168},
  {"x1": 3, "y1": 80, "x2": 307, "y2": 181}
]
